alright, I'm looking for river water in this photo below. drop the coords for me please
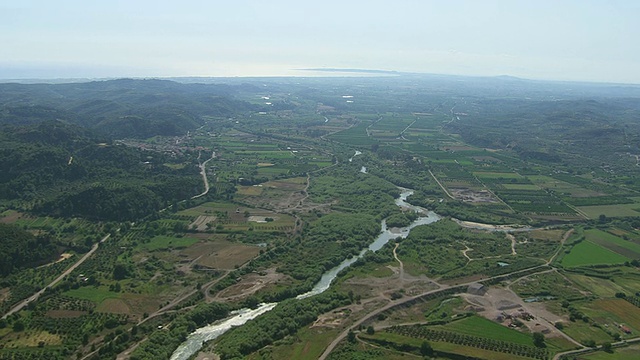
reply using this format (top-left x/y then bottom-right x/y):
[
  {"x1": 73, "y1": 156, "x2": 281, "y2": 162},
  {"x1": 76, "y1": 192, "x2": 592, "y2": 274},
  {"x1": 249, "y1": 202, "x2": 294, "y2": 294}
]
[{"x1": 170, "y1": 189, "x2": 439, "y2": 360}]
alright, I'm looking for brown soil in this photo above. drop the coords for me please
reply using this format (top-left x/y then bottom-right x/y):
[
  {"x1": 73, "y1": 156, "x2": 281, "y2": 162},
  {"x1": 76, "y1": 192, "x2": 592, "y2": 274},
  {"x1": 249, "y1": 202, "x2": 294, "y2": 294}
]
[
  {"x1": 214, "y1": 268, "x2": 290, "y2": 301},
  {"x1": 189, "y1": 215, "x2": 218, "y2": 231},
  {"x1": 450, "y1": 188, "x2": 499, "y2": 203},
  {"x1": 0, "y1": 211, "x2": 24, "y2": 224},
  {"x1": 0, "y1": 288, "x2": 9, "y2": 302},
  {"x1": 97, "y1": 299, "x2": 131, "y2": 314},
  {"x1": 461, "y1": 287, "x2": 568, "y2": 340},
  {"x1": 180, "y1": 240, "x2": 260, "y2": 270}
]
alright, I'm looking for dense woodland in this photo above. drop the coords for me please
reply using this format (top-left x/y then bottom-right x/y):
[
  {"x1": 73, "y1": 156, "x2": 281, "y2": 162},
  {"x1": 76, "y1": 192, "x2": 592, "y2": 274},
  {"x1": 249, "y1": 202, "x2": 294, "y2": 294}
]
[{"x1": 0, "y1": 224, "x2": 57, "y2": 276}]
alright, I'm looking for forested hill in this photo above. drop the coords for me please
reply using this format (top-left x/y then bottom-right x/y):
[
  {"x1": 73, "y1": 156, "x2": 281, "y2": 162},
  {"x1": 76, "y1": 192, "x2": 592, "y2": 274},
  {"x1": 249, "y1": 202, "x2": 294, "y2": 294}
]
[
  {"x1": 0, "y1": 79, "x2": 258, "y2": 138},
  {"x1": 0, "y1": 121, "x2": 202, "y2": 221},
  {"x1": 0, "y1": 223, "x2": 57, "y2": 276}
]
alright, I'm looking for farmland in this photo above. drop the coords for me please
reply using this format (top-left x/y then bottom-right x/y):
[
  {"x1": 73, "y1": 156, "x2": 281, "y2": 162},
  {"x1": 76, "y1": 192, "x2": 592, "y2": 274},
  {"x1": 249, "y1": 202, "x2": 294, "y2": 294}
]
[
  {"x1": 1, "y1": 76, "x2": 640, "y2": 360},
  {"x1": 561, "y1": 240, "x2": 630, "y2": 267}
]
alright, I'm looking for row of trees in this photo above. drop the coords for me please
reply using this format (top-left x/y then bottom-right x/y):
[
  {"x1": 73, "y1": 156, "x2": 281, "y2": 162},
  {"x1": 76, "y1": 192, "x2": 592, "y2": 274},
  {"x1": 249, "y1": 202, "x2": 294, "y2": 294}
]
[{"x1": 388, "y1": 325, "x2": 550, "y2": 360}]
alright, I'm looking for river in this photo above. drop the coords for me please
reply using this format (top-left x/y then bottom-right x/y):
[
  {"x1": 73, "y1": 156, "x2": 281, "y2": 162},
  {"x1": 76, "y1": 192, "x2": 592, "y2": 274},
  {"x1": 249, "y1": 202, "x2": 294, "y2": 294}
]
[{"x1": 170, "y1": 189, "x2": 439, "y2": 360}]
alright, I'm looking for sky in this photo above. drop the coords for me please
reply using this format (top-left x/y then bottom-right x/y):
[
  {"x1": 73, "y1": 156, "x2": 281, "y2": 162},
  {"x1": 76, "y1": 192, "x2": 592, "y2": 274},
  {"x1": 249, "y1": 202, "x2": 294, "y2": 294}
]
[{"x1": 0, "y1": 0, "x2": 639, "y2": 83}]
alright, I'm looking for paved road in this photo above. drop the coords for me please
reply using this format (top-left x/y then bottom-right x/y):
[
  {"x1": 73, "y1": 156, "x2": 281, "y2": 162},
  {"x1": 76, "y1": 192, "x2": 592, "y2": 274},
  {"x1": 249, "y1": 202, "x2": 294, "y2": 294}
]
[
  {"x1": 320, "y1": 228, "x2": 578, "y2": 359},
  {"x1": 318, "y1": 263, "x2": 554, "y2": 359},
  {"x1": 2, "y1": 233, "x2": 111, "y2": 319},
  {"x1": 192, "y1": 151, "x2": 215, "y2": 199},
  {"x1": 552, "y1": 337, "x2": 640, "y2": 360}
]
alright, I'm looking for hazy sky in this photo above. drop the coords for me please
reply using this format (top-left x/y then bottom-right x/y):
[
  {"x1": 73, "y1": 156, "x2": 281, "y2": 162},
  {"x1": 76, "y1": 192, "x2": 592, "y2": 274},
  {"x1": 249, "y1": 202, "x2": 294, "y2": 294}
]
[{"x1": 1, "y1": 0, "x2": 638, "y2": 83}]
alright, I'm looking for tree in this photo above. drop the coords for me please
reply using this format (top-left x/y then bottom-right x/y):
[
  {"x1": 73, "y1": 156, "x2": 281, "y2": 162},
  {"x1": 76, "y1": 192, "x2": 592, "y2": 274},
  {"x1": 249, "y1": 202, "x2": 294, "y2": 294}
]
[
  {"x1": 366, "y1": 326, "x2": 375, "y2": 335},
  {"x1": 420, "y1": 340, "x2": 434, "y2": 357},
  {"x1": 12, "y1": 320, "x2": 25, "y2": 332},
  {"x1": 347, "y1": 330, "x2": 356, "y2": 343},
  {"x1": 113, "y1": 263, "x2": 130, "y2": 280},
  {"x1": 533, "y1": 332, "x2": 545, "y2": 348},
  {"x1": 602, "y1": 342, "x2": 613, "y2": 353},
  {"x1": 599, "y1": 214, "x2": 607, "y2": 223}
]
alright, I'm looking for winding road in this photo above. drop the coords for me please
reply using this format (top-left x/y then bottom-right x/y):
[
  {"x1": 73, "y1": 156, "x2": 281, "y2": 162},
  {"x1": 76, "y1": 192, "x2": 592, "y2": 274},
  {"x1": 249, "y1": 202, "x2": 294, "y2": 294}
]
[
  {"x1": 2, "y1": 233, "x2": 111, "y2": 319},
  {"x1": 191, "y1": 151, "x2": 215, "y2": 199}
]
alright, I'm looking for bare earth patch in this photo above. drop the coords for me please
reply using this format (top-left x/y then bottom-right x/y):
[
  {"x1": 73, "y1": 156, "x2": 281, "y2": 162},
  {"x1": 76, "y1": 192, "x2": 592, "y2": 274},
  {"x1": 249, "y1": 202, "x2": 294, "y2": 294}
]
[
  {"x1": 214, "y1": 268, "x2": 290, "y2": 301},
  {"x1": 189, "y1": 215, "x2": 218, "y2": 231},
  {"x1": 181, "y1": 241, "x2": 261, "y2": 270},
  {"x1": 450, "y1": 188, "x2": 499, "y2": 203},
  {"x1": 97, "y1": 298, "x2": 132, "y2": 314},
  {"x1": 461, "y1": 287, "x2": 569, "y2": 341},
  {"x1": 0, "y1": 210, "x2": 24, "y2": 224},
  {"x1": 0, "y1": 287, "x2": 9, "y2": 302}
]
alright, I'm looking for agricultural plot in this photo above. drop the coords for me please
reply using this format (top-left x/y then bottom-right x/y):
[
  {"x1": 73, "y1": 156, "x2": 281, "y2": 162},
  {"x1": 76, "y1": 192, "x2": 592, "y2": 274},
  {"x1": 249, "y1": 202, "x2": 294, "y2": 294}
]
[
  {"x1": 327, "y1": 122, "x2": 377, "y2": 146},
  {"x1": 382, "y1": 322, "x2": 551, "y2": 359},
  {"x1": 0, "y1": 330, "x2": 62, "y2": 348},
  {"x1": 566, "y1": 273, "x2": 633, "y2": 298},
  {"x1": 178, "y1": 200, "x2": 295, "y2": 234},
  {"x1": 514, "y1": 229, "x2": 567, "y2": 259},
  {"x1": 581, "y1": 298, "x2": 640, "y2": 336},
  {"x1": 235, "y1": 177, "x2": 308, "y2": 210},
  {"x1": 179, "y1": 237, "x2": 261, "y2": 270},
  {"x1": 582, "y1": 344, "x2": 640, "y2": 360},
  {"x1": 560, "y1": 320, "x2": 611, "y2": 345},
  {"x1": 361, "y1": 331, "x2": 534, "y2": 360},
  {"x1": 561, "y1": 240, "x2": 629, "y2": 267},
  {"x1": 511, "y1": 272, "x2": 584, "y2": 300},
  {"x1": 368, "y1": 116, "x2": 415, "y2": 139},
  {"x1": 138, "y1": 235, "x2": 198, "y2": 251},
  {"x1": 584, "y1": 229, "x2": 640, "y2": 259},
  {"x1": 577, "y1": 204, "x2": 640, "y2": 218},
  {"x1": 436, "y1": 316, "x2": 535, "y2": 346}
]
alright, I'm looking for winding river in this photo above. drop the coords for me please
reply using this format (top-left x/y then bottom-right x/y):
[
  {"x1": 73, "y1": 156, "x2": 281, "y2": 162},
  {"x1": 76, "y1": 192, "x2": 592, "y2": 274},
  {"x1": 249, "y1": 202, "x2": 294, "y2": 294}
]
[{"x1": 170, "y1": 189, "x2": 440, "y2": 360}]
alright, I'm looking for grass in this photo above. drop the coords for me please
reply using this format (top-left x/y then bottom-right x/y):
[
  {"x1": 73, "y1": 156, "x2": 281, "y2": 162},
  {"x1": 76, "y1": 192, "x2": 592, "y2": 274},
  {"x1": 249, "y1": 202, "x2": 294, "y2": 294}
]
[
  {"x1": 565, "y1": 274, "x2": 628, "y2": 298},
  {"x1": 577, "y1": 204, "x2": 640, "y2": 218},
  {"x1": 582, "y1": 299, "x2": 640, "y2": 334},
  {"x1": 501, "y1": 184, "x2": 541, "y2": 190},
  {"x1": 437, "y1": 316, "x2": 535, "y2": 346},
  {"x1": 139, "y1": 235, "x2": 198, "y2": 251},
  {"x1": 267, "y1": 327, "x2": 339, "y2": 360},
  {"x1": 561, "y1": 320, "x2": 611, "y2": 345},
  {"x1": 362, "y1": 332, "x2": 534, "y2": 360},
  {"x1": 64, "y1": 286, "x2": 120, "y2": 303},
  {"x1": 473, "y1": 172, "x2": 522, "y2": 179},
  {"x1": 561, "y1": 240, "x2": 629, "y2": 267},
  {"x1": 3, "y1": 330, "x2": 62, "y2": 348},
  {"x1": 584, "y1": 229, "x2": 640, "y2": 258},
  {"x1": 236, "y1": 185, "x2": 264, "y2": 196},
  {"x1": 582, "y1": 344, "x2": 640, "y2": 359}
]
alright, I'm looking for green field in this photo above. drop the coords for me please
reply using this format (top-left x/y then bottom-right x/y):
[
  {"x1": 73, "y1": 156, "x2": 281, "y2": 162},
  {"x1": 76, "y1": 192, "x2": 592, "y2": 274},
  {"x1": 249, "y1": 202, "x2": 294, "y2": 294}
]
[
  {"x1": 65, "y1": 286, "x2": 121, "y2": 303},
  {"x1": 438, "y1": 316, "x2": 535, "y2": 346},
  {"x1": 267, "y1": 327, "x2": 340, "y2": 360},
  {"x1": 560, "y1": 320, "x2": 612, "y2": 345},
  {"x1": 362, "y1": 331, "x2": 537, "y2": 360},
  {"x1": 561, "y1": 240, "x2": 630, "y2": 267},
  {"x1": 585, "y1": 229, "x2": 640, "y2": 258},
  {"x1": 577, "y1": 204, "x2": 640, "y2": 218},
  {"x1": 473, "y1": 172, "x2": 522, "y2": 179},
  {"x1": 501, "y1": 184, "x2": 541, "y2": 190},
  {"x1": 582, "y1": 344, "x2": 640, "y2": 359}
]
